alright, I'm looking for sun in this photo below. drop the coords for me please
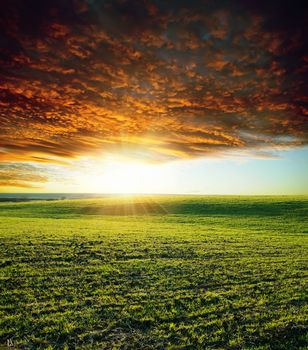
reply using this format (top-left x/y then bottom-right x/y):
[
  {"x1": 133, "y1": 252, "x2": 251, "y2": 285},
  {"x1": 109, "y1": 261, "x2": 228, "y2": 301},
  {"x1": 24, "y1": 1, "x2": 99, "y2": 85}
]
[
  {"x1": 77, "y1": 158, "x2": 172, "y2": 194},
  {"x1": 103, "y1": 160, "x2": 160, "y2": 193}
]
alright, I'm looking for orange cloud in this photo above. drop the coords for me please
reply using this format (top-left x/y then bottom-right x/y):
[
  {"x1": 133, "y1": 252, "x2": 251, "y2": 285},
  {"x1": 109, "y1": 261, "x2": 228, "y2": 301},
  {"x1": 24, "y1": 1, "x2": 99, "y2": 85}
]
[
  {"x1": 0, "y1": 163, "x2": 49, "y2": 188},
  {"x1": 0, "y1": 0, "x2": 307, "y2": 187}
]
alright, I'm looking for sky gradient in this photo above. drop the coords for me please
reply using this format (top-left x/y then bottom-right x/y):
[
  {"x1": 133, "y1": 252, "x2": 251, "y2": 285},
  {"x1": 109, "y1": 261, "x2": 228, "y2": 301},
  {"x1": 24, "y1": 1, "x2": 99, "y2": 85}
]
[{"x1": 0, "y1": 0, "x2": 307, "y2": 193}]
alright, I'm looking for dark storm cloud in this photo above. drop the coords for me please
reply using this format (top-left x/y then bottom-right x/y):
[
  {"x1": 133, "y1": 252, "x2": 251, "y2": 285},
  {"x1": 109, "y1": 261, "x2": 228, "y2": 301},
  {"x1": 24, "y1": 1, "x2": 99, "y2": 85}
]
[{"x1": 0, "y1": 0, "x2": 307, "y2": 171}]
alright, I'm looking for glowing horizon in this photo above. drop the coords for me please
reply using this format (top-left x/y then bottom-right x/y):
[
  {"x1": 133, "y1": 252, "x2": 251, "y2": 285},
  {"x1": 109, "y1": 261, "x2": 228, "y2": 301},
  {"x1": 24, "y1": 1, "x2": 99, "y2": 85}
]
[{"x1": 1, "y1": 147, "x2": 307, "y2": 195}]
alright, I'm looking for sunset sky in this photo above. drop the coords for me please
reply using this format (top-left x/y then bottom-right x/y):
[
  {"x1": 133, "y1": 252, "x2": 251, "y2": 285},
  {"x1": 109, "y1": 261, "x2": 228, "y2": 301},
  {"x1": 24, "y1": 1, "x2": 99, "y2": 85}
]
[{"x1": 0, "y1": 0, "x2": 307, "y2": 194}]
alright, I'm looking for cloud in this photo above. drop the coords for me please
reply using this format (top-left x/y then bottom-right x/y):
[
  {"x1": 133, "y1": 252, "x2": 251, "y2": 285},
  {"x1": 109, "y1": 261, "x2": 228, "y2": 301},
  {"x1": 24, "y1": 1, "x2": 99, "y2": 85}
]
[
  {"x1": 0, "y1": 0, "x2": 307, "y2": 187},
  {"x1": 0, "y1": 163, "x2": 49, "y2": 188}
]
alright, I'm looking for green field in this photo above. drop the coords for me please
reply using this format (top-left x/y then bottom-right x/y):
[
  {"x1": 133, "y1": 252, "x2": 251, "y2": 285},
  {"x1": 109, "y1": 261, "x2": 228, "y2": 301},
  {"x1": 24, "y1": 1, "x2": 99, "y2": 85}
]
[{"x1": 1, "y1": 196, "x2": 307, "y2": 349}]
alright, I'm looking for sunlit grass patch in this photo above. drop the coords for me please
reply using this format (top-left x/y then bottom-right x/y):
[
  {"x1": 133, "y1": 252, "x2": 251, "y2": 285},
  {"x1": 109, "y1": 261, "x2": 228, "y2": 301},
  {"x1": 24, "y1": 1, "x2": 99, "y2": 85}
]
[{"x1": 0, "y1": 196, "x2": 307, "y2": 349}]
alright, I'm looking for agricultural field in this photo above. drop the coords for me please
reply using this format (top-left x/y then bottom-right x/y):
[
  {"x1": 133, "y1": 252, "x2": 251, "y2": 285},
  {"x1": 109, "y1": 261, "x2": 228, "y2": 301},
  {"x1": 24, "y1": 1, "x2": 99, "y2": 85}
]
[{"x1": 0, "y1": 196, "x2": 307, "y2": 349}]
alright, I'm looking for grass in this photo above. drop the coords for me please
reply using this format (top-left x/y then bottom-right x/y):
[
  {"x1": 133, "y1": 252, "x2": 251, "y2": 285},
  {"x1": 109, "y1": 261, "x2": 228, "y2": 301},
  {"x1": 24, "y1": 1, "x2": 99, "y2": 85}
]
[{"x1": 0, "y1": 195, "x2": 307, "y2": 349}]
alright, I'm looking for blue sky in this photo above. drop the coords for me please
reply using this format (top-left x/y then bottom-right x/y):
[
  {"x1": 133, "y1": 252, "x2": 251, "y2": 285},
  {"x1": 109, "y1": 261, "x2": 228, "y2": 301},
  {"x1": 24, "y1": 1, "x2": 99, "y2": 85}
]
[{"x1": 164, "y1": 147, "x2": 308, "y2": 195}]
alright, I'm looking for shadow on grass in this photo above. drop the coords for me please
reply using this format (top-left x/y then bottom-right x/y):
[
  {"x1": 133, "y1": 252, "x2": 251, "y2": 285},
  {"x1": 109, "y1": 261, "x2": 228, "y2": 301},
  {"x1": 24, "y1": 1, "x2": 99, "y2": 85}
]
[
  {"x1": 0, "y1": 196, "x2": 307, "y2": 218},
  {"x1": 79, "y1": 199, "x2": 307, "y2": 217}
]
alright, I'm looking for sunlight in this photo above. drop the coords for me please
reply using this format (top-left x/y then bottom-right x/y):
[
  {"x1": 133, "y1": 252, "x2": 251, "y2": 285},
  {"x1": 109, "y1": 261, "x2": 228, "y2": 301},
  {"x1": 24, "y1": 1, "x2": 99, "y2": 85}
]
[
  {"x1": 77, "y1": 158, "x2": 172, "y2": 194},
  {"x1": 103, "y1": 160, "x2": 162, "y2": 193}
]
